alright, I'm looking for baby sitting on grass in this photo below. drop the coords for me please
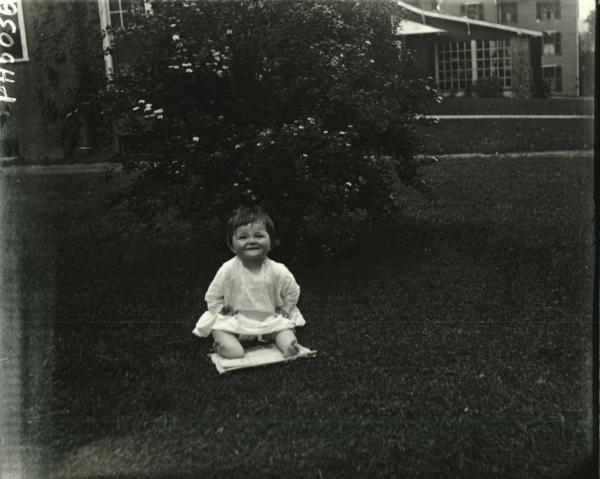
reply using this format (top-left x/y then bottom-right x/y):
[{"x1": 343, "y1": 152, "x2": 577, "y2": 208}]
[{"x1": 193, "y1": 206, "x2": 305, "y2": 358}]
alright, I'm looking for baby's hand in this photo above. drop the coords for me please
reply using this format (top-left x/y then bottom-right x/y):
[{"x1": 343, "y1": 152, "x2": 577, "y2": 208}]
[
  {"x1": 276, "y1": 307, "x2": 290, "y2": 319},
  {"x1": 220, "y1": 305, "x2": 234, "y2": 316}
]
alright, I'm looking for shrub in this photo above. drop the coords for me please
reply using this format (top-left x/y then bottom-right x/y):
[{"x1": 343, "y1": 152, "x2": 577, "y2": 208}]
[
  {"x1": 473, "y1": 77, "x2": 504, "y2": 98},
  {"x1": 531, "y1": 79, "x2": 551, "y2": 99},
  {"x1": 92, "y1": 0, "x2": 439, "y2": 260}
]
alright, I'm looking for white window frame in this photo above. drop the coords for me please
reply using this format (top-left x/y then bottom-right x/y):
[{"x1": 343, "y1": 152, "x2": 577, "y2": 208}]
[
  {"x1": 461, "y1": 2, "x2": 484, "y2": 20},
  {"x1": 542, "y1": 64, "x2": 562, "y2": 92},
  {"x1": 499, "y1": 2, "x2": 518, "y2": 23},
  {"x1": 476, "y1": 39, "x2": 512, "y2": 88},
  {"x1": 536, "y1": 0, "x2": 561, "y2": 21},
  {"x1": 435, "y1": 41, "x2": 473, "y2": 92},
  {"x1": 109, "y1": 0, "x2": 128, "y2": 28},
  {"x1": 543, "y1": 31, "x2": 561, "y2": 56},
  {"x1": 435, "y1": 39, "x2": 512, "y2": 93}
]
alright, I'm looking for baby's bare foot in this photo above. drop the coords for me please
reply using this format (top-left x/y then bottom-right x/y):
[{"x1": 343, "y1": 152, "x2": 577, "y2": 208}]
[{"x1": 283, "y1": 339, "x2": 299, "y2": 358}]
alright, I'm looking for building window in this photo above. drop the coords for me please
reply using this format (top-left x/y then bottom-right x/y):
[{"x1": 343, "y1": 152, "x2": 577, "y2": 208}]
[
  {"x1": 436, "y1": 41, "x2": 473, "y2": 92},
  {"x1": 536, "y1": 1, "x2": 561, "y2": 20},
  {"x1": 543, "y1": 65, "x2": 562, "y2": 92},
  {"x1": 476, "y1": 39, "x2": 511, "y2": 88},
  {"x1": 460, "y1": 3, "x2": 484, "y2": 20},
  {"x1": 435, "y1": 40, "x2": 513, "y2": 93},
  {"x1": 543, "y1": 31, "x2": 561, "y2": 55},
  {"x1": 109, "y1": 0, "x2": 133, "y2": 28},
  {"x1": 499, "y1": 2, "x2": 518, "y2": 22},
  {"x1": 0, "y1": 0, "x2": 28, "y2": 62},
  {"x1": 98, "y1": 0, "x2": 152, "y2": 75}
]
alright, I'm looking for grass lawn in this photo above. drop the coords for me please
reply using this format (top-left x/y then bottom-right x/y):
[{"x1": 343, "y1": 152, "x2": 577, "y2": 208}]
[
  {"x1": 1, "y1": 155, "x2": 594, "y2": 478},
  {"x1": 420, "y1": 97, "x2": 594, "y2": 154}
]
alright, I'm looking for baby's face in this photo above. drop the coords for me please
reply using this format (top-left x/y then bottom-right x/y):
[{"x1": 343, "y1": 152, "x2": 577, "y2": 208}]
[{"x1": 231, "y1": 221, "x2": 271, "y2": 263}]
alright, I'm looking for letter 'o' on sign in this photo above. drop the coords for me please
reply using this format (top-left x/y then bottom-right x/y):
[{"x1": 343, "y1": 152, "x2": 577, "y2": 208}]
[
  {"x1": 0, "y1": 32, "x2": 14, "y2": 48},
  {"x1": 0, "y1": 52, "x2": 14, "y2": 63}
]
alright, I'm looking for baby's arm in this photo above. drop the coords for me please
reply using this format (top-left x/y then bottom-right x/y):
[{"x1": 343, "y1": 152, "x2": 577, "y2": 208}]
[
  {"x1": 204, "y1": 266, "x2": 232, "y2": 315},
  {"x1": 278, "y1": 269, "x2": 301, "y2": 317}
]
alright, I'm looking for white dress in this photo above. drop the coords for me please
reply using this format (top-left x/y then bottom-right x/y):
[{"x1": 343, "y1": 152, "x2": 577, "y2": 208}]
[{"x1": 192, "y1": 256, "x2": 305, "y2": 338}]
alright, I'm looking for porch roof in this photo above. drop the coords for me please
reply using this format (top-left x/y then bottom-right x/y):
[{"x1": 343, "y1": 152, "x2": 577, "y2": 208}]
[
  {"x1": 398, "y1": 19, "x2": 448, "y2": 35},
  {"x1": 395, "y1": 0, "x2": 543, "y2": 37}
]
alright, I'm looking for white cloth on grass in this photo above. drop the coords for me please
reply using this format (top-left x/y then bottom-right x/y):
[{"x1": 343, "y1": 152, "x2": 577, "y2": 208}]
[
  {"x1": 209, "y1": 342, "x2": 317, "y2": 374},
  {"x1": 192, "y1": 256, "x2": 305, "y2": 338}
]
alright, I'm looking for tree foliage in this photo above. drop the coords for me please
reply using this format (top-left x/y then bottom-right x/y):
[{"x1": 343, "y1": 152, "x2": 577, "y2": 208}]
[{"x1": 96, "y1": 0, "x2": 439, "y2": 258}]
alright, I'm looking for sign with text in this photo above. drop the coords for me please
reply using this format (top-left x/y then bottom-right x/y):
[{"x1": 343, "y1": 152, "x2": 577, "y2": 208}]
[
  {"x1": 0, "y1": 0, "x2": 26, "y2": 102},
  {"x1": 0, "y1": 0, "x2": 27, "y2": 62}
]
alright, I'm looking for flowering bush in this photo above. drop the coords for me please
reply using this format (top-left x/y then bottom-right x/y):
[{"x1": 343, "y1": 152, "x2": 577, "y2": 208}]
[{"x1": 95, "y1": 0, "x2": 439, "y2": 259}]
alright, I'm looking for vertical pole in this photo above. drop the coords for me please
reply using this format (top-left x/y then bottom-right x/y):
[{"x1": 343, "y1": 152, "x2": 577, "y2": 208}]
[
  {"x1": 471, "y1": 39, "x2": 478, "y2": 84},
  {"x1": 434, "y1": 43, "x2": 439, "y2": 87},
  {"x1": 97, "y1": 0, "x2": 113, "y2": 80}
]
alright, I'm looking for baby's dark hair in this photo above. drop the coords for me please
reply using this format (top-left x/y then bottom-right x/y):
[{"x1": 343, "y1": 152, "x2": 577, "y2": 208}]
[{"x1": 225, "y1": 206, "x2": 275, "y2": 249}]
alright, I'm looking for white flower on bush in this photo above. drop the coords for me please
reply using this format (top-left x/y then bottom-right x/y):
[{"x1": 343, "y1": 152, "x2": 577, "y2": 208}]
[
  {"x1": 192, "y1": 136, "x2": 200, "y2": 142},
  {"x1": 172, "y1": 34, "x2": 180, "y2": 41},
  {"x1": 138, "y1": 99, "x2": 145, "y2": 104},
  {"x1": 185, "y1": 68, "x2": 193, "y2": 73}
]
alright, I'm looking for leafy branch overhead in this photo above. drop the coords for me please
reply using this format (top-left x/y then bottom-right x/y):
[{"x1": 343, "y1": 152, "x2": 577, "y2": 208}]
[{"x1": 93, "y1": 0, "x2": 440, "y2": 259}]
